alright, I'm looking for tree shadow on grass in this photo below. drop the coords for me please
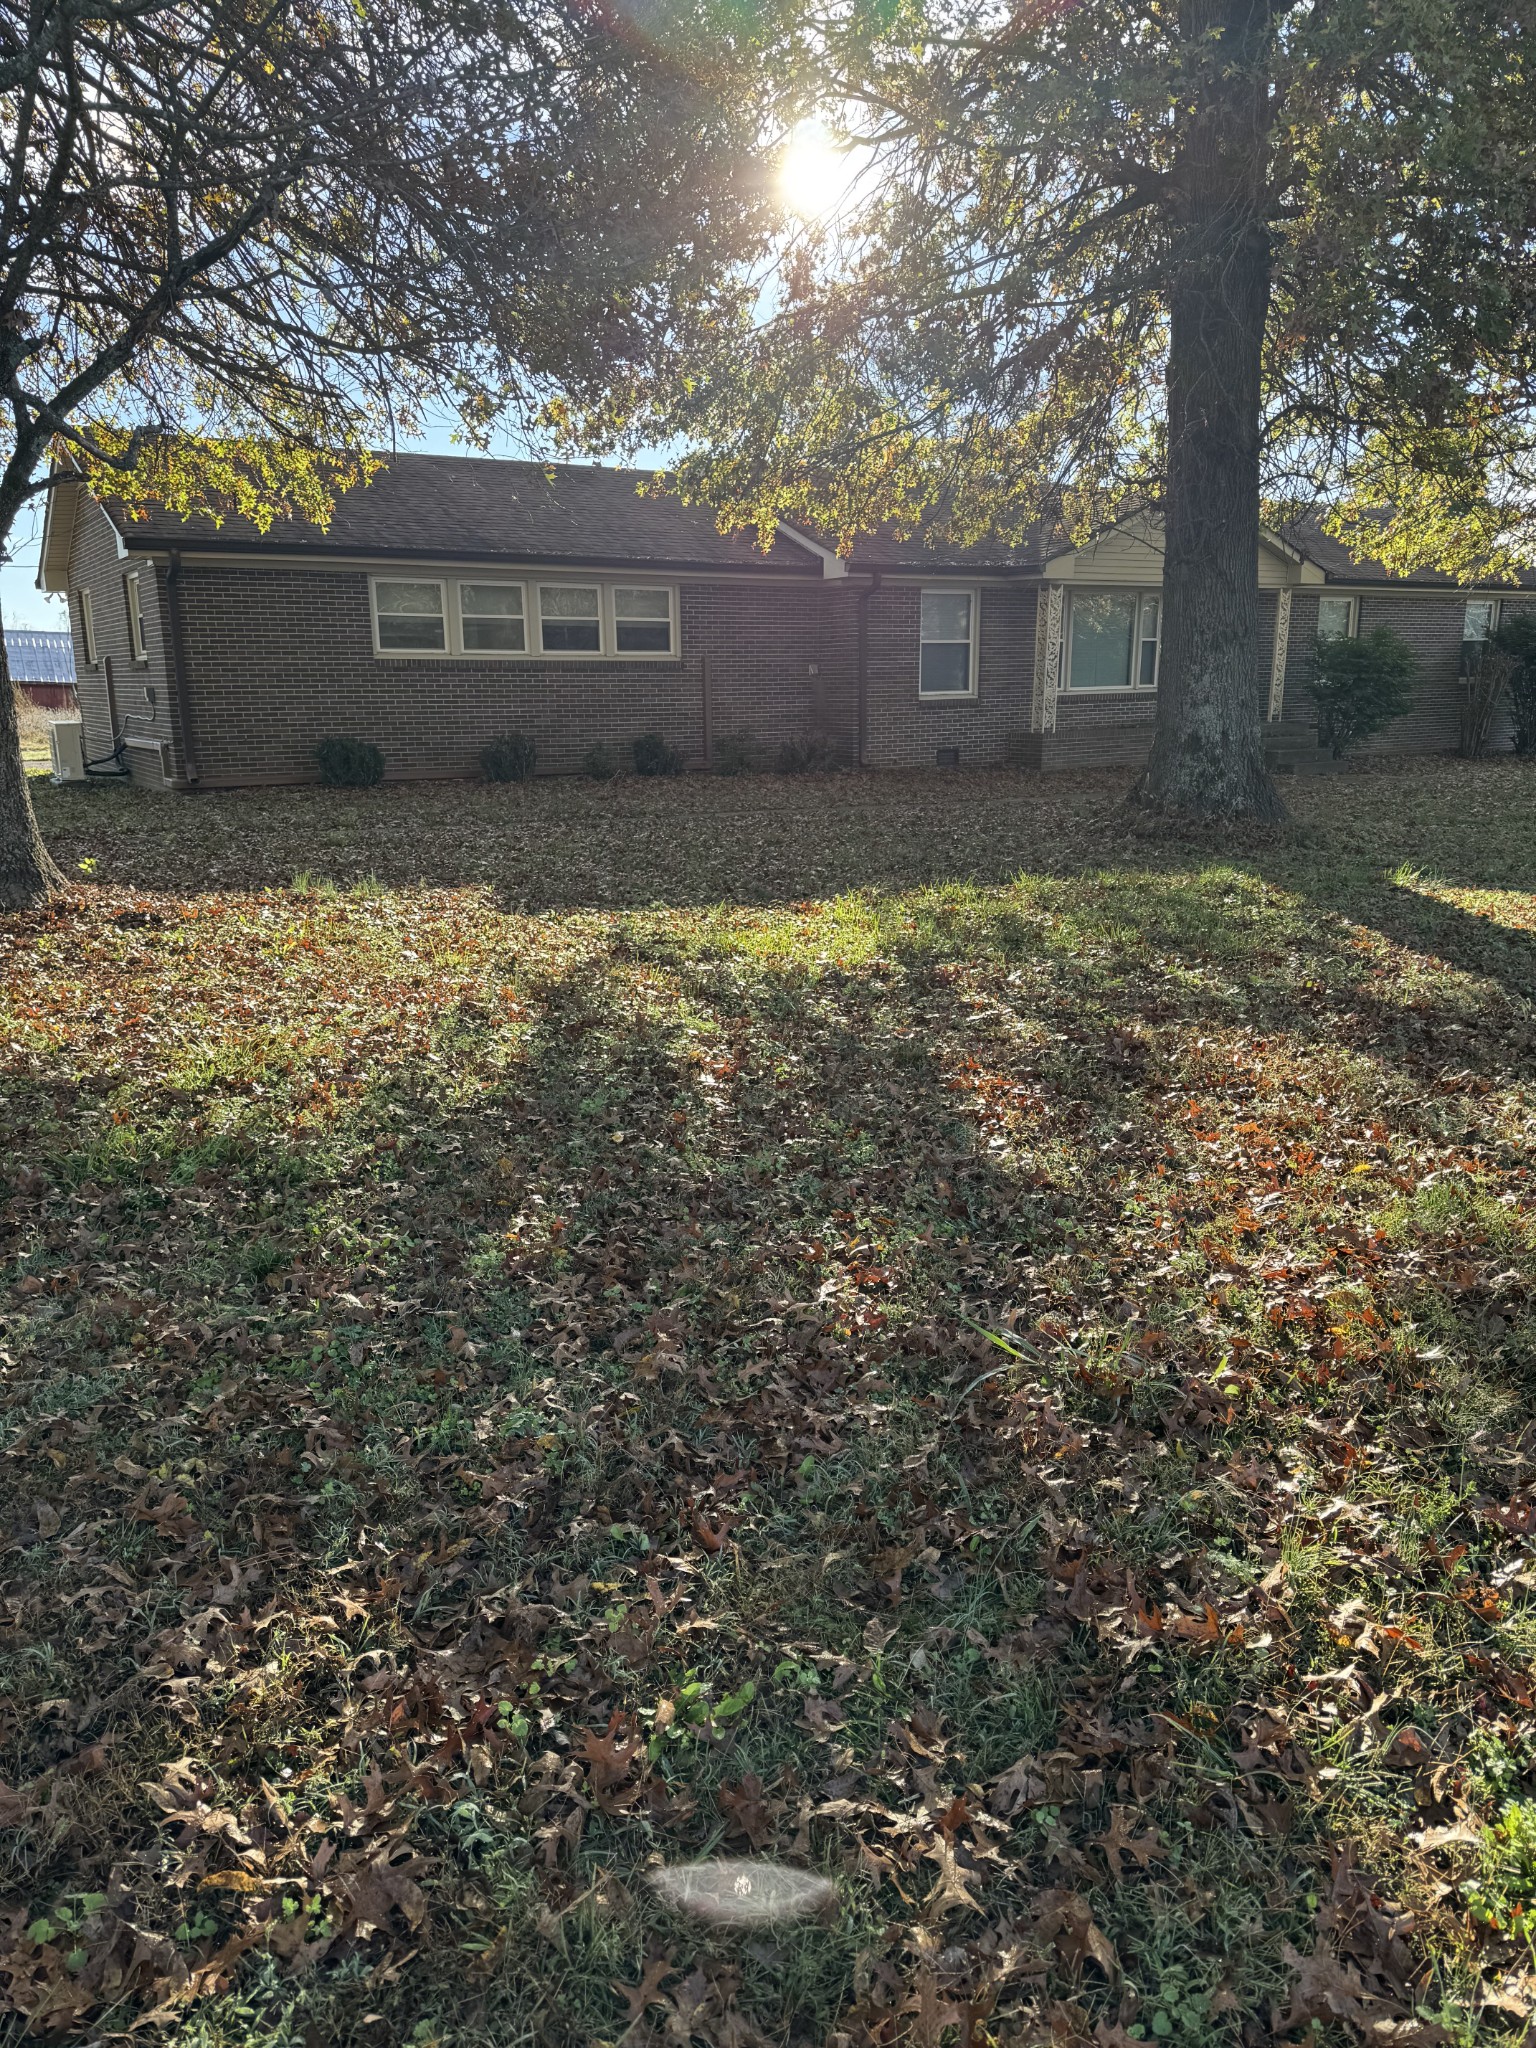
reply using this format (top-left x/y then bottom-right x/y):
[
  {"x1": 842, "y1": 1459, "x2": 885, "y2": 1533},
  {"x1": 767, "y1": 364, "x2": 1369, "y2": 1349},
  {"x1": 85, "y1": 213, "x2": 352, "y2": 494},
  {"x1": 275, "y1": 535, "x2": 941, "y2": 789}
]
[{"x1": 5, "y1": 855, "x2": 1536, "y2": 2041}]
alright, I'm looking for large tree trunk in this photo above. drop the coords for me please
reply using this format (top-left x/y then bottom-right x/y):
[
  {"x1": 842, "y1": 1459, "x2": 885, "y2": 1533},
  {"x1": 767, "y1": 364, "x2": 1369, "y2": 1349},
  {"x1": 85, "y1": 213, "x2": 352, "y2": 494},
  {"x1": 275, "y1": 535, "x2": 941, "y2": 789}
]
[
  {"x1": 0, "y1": 632, "x2": 65, "y2": 909},
  {"x1": 1130, "y1": 0, "x2": 1286, "y2": 823}
]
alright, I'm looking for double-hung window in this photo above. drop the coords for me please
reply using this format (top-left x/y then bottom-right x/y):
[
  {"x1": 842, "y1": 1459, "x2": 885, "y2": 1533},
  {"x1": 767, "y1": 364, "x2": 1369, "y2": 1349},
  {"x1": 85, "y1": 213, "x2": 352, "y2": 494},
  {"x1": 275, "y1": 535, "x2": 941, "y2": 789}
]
[
  {"x1": 78, "y1": 587, "x2": 97, "y2": 666},
  {"x1": 613, "y1": 586, "x2": 674, "y2": 654},
  {"x1": 1316, "y1": 595, "x2": 1357, "y2": 642},
  {"x1": 919, "y1": 588, "x2": 978, "y2": 696},
  {"x1": 374, "y1": 579, "x2": 446, "y2": 652},
  {"x1": 1462, "y1": 597, "x2": 1500, "y2": 671},
  {"x1": 1135, "y1": 597, "x2": 1160, "y2": 687},
  {"x1": 1064, "y1": 591, "x2": 1161, "y2": 690},
  {"x1": 124, "y1": 571, "x2": 147, "y2": 662},
  {"x1": 538, "y1": 584, "x2": 602, "y2": 654},
  {"x1": 459, "y1": 583, "x2": 525, "y2": 652}
]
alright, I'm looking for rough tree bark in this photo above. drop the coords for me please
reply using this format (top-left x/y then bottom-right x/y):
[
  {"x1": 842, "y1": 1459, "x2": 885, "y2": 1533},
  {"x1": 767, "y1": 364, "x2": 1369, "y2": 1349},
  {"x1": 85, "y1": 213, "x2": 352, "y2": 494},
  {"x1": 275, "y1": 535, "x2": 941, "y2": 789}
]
[
  {"x1": 1130, "y1": 0, "x2": 1288, "y2": 823},
  {"x1": 0, "y1": 447, "x2": 67, "y2": 908},
  {"x1": 0, "y1": 625, "x2": 65, "y2": 910}
]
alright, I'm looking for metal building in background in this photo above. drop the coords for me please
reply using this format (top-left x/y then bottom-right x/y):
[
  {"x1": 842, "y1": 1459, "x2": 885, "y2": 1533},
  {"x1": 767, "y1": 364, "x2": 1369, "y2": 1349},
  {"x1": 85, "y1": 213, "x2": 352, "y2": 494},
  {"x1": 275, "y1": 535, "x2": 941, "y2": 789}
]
[{"x1": 6, "y1": 626, "x2": 77, "y2": 707}]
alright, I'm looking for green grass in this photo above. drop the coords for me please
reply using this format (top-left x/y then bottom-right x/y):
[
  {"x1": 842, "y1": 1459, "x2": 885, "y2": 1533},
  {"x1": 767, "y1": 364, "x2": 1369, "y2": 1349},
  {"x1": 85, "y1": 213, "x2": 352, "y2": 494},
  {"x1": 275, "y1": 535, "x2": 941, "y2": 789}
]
[{"x1": 3, "y1": 757, "x2": 1536, "y2": 2044}]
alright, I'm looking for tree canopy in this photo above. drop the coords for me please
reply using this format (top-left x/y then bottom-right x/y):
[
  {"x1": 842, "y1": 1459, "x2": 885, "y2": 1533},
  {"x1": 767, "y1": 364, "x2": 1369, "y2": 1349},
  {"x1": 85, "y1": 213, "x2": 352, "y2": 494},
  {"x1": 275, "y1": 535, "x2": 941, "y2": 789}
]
[
  {"x1": 0, "y1": 0, "x2": 776, "y2": 904},
  {"x1": 587, "y1": 0, "x2": 1536, "y2": 813},
  {"x1": 0, "y1": 0, "x2": 773, "y2": 528},
  {"x1": 624, "y1": 0, "x2": 1536, "y2": 561}
]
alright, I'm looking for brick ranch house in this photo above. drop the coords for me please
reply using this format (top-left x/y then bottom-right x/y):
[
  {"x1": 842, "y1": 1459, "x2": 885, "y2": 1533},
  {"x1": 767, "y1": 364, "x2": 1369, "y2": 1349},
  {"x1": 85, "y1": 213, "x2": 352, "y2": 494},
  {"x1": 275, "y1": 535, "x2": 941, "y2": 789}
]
[{"x1": 35, "y1": 452, "x2": 1536, "y2": 790}]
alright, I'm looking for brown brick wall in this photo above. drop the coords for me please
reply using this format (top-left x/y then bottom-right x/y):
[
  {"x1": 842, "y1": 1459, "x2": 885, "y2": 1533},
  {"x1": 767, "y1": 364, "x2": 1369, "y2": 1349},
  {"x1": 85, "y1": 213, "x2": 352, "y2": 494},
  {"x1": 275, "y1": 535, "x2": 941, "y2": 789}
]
[
  {"x1": 57, "y1": 499, "x2": 1536, "y2": 788},
  {"x1": 166, "y1": 563, "x2": 848, "y2": 786},
  {"x1": 65, "y1": 500, "x2": 177, "y2": 782},
  {"x1": 1279, "y1": 589, "x2": 1536, "y2": 755},
  {"x1": 861, "y1": 582, "x2": 1038, "y2": 769}
]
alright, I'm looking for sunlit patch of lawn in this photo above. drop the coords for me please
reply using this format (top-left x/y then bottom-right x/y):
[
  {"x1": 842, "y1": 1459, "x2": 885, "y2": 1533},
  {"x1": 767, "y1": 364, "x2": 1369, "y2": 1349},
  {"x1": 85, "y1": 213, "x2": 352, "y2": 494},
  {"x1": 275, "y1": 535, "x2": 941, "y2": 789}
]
[{"x1": 3, "y1": 756, "x2": 1536, "y2": 2044}]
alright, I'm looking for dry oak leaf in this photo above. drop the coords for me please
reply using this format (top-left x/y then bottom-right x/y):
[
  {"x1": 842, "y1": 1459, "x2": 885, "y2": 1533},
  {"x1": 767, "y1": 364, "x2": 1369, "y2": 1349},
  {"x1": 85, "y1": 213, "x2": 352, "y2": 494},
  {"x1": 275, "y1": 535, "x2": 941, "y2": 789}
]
[
  {"x1": 717, "y1": 1772, "x2": 779, "y2": 1850},
  {"x1": 613, "y1": 1951, "x2": 677, "y2": 2023},
  {"x1": 579, "y1": 1712, "x2": 646, "y2": 1798},
  {"x1": 0, "y1": 1780, "x2": 39, "y2": 1828},
  {"x1": 921, "y1": 1833, "x2": 983, "y2": 1920},
  {"x1": 1272, "y1": 1941, "x2": 1447, "y2": 2044},
  {"x1": 343, "y1": 1847, "x2": 430, "y2": 1935},
  {"x1": 989, "y1": 1754, "x2": 1047, "y2": 1818},
  {"x1": 1095, "y1": 1805, "x2": 1165, "y2": 1879},
  {"x1": 1033, "y1": 1890, "x2": 1119, "y2": 1980}
]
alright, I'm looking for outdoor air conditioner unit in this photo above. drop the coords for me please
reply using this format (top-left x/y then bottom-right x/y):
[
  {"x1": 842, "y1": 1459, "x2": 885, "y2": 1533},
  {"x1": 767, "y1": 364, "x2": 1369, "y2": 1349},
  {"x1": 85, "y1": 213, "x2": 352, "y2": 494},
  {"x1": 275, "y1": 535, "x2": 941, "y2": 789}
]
[{"x1": 49, "y1": 719, "x2": 85, "y2": 782}]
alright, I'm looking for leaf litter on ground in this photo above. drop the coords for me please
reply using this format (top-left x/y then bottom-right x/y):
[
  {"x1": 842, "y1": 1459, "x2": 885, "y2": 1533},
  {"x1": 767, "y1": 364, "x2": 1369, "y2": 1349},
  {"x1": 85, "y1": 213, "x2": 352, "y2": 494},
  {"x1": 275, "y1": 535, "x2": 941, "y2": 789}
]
[{"x1": 2, "y1": 758, "x2": 1536, "y2": 2043}]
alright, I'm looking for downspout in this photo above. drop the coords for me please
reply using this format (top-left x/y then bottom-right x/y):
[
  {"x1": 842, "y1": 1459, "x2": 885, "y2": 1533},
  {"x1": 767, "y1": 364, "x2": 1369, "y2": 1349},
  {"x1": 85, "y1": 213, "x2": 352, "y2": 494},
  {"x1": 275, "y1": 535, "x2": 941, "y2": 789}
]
[
  {"x1": 855, "y1": 570, "x2": 882, "y2": 769},
  {"x1": 82, "y1": 655, "x2": 129, "y2": 776},
  {"x1": 164, "y1": 551, "x2": 200, "y2": 785}
]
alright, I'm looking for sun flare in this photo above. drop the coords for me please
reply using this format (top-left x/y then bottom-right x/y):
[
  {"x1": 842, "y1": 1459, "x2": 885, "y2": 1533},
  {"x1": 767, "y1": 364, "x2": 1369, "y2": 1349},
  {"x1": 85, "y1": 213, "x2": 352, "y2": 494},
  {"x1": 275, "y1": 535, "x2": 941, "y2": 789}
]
[{"x1": 775, "y1": 120, "x2": 854, "y2": 221}]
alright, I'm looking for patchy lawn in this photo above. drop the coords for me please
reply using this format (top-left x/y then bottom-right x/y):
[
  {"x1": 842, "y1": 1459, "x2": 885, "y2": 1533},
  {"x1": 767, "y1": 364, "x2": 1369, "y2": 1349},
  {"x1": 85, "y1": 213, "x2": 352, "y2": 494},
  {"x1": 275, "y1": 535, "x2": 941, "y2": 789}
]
[
  {"x1": 11, "y1": 692, "x2": 67, "y2": 776},
  {"x1": 3, "y1": 758, "x2": 1536, "y2": 2048}
]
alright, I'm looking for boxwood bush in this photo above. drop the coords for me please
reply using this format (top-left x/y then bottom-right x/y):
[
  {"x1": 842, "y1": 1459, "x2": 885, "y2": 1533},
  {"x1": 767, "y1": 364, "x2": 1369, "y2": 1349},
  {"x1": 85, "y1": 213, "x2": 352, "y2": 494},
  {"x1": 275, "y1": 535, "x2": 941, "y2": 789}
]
[
  {"x1": 1306, "y1": 628, "x2": 1417, "y2": 758},
  {"x1": 480, "y1": 733, "x2": 538, "y2": 783},
  {"x1": 632, "y1": 732, "x2": 684, "y2": 777},
  {"x1": 316, "y1": 735, "x2": 385, "y2": 787}
]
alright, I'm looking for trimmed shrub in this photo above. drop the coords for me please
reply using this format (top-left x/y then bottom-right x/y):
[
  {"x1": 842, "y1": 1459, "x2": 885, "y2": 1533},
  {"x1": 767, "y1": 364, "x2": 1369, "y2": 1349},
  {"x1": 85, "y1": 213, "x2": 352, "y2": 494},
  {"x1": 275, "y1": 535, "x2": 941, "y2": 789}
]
[
  {"x1": 1306, "y1": 627, "x2": 1417, "y2": 758},
  {"x1": 714, "y1": 728, "x2": 764, "y2": 776},
  {"x1": 776, "y1": 735, "x2": 837, "y2": 775},
  {"x1": 632, "y1": 731, "x2": 683, "y2": 777},
  {"x1": 316, "y1": 735, "x2": 385, "y2": 787},
  {"x1": 480, "y1": 732, "x2": 538, "y2": 783},
  {"x1": 583, "y1": 742, "x2": 620, "y2": 781},
  {"x1": 1492, "y1": 611, "x2": 1536, "y2": 755}
]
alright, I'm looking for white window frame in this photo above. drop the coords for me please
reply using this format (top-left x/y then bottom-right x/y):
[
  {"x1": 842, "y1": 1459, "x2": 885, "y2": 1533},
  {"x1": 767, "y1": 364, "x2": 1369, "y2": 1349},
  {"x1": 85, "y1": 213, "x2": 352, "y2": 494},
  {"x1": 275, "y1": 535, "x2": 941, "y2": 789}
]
[
  {"x1": 78, "y1": 586, "x2": 97, "y2": 666},
  {"x1": 536, "y1": 581, "x2": 605, "y2": 659},
  {"x1": 918, "y1": 585, "x2": 980, "y2": 699},
  {"x1": 609, "y1": 583, "x2": 679, "y2": 660},
  {"x1": 366, "y1": 573, "x2": 684, "y2": 662},
  {"x1": 370, "y1": 575, "x2": 449, "y2": 657},
  {"x1": 1136, "y1": 594, "x2": 1161, "y2": 690},
  {"x1": 1463, "y1": 597, "x2": 1502, "y2": 644},
  {"x1": 1316, "y1": 594, "x2": 1358, "y2": 642},
  {"x1": 456, "y1": 579, "x2": 529, "y2": 658},
  {"x1": 1063, "y1": 589, "x2": 1162, "y2": 693},
  {"x1": 124, "y1": 570, "x2": 147, "y2": 662}
]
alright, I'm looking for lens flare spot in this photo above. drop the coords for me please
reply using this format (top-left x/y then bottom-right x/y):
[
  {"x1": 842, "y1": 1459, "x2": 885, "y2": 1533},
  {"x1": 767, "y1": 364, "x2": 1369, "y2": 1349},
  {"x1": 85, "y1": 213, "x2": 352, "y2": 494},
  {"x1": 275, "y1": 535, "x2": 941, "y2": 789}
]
[{"x1": 776, "y1": 120, "x2": 855, "y2": 221}]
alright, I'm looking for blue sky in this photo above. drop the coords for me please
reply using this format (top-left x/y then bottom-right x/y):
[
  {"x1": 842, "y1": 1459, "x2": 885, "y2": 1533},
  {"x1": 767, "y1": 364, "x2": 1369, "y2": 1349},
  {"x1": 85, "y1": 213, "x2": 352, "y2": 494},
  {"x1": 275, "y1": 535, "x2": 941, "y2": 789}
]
[{"x1": 3, "y1": 494, "x2": 60, "y2": 632}]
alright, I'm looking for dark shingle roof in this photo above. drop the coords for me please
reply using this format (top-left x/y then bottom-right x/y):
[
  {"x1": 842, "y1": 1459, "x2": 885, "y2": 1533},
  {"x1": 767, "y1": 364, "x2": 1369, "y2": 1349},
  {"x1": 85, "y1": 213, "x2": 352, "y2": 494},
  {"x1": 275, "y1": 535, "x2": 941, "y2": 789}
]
[
  {"x1": 838, "y1": 524, "x2": 1057, "y2": 573},
  {"x1": 104, "y1": 454, "x2": 823, "y2": 576},
  {"x1": 1283, "y1": 514, "x2": 1536, "y2": 589},
  {"x1": 95, "y1": 451, "x2": 1536, "y2": 589}
]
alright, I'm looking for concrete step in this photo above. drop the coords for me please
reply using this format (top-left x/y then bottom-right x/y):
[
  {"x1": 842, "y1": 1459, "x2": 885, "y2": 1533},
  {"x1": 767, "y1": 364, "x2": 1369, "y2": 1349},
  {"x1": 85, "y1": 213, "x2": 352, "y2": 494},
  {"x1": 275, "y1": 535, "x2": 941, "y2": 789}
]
[{"x1": 1265, "y1": 723, "x2": 1344, "y2": 776}]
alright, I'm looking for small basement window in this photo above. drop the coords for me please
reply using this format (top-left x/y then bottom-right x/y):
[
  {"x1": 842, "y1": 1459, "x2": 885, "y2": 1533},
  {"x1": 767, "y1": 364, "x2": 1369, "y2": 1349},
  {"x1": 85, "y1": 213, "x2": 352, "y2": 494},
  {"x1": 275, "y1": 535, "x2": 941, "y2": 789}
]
[
  {"x1": 613, "y1": 585, "x2": 674, "y2": 655},
  {"x1": 459, "y1": 582, "x2": 525, "y2": 653},
  {"x1": 78, "y1": 586, "x2": 97, "y2": 665},
  {"x1": 124, "y1": 571, "x2": 147, "y2": 661},
  {"x1": 539, "y1": 584, "x2": 602, "y2": 654},
  {"x1": 374, "y1": 578, "x2": 446, "y2": 652},
  {"x1": 919, "y1": 588, "x2": 977, "y2": 696},
  {"x1": 1316, "y1": 595, "x2": 1357, "y2": 641}
]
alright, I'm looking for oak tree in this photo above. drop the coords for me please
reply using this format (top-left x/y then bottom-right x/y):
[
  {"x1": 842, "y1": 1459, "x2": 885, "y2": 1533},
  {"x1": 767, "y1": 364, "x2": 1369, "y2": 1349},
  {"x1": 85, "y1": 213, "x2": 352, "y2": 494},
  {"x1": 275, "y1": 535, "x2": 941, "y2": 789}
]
[
  {"x1": 0, "y1": 0, "x2": 769, "y2": 906},
  {"x1": 615, "y1": 0, "x2": 1536, "y2": 818}
]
